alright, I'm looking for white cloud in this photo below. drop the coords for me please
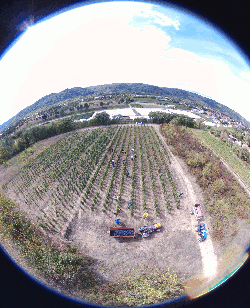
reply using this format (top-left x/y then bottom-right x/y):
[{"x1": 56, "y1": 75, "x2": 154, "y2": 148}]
[
  {"x1": 140, "y1": 9, "x2": 180, "y2": 30},
  {"x1": 1, "y1": 1, "x2": 250, "y2": 125},
  {"x1": 6, "y1": 16, "x2": 171, "y2": 120},
  {"x1": 149, "y1": 48, "x2": 250, "y2": 121}
]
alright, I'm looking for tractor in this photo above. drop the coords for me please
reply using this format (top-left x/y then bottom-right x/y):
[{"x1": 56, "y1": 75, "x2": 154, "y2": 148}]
[{"x1": 139, "y1": 223, "x2": 161, "y2": 238}]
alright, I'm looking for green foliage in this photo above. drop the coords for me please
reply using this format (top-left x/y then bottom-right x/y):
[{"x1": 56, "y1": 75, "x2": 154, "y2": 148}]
[
  {"x1": 172, "y1": 115, "x2": 195, "y2": 128},
  {"x1": 93, "y1": 112, "x2": 111, "y2": 125},
  {"x1": 148, "y1": 111, "x2": 176, "y2": 124},
  {"x1": 162, "y1": 123, "x2": 250, "y2": 244},
  {"x1": 240, "y1": 148, "x2": 250, "y2": 162},
  {"x1": 187, "y1": 151, "x2": 207, "y2": 167},
  {"x1": 113, "y1": 267, "x2": 184, "y2": 306},
  {"x1": 194, "y1": 130, "x2": 250, "y2": 189},
  {"x1": 0, "y1": 191, "x2": 100, "y2": 292}
]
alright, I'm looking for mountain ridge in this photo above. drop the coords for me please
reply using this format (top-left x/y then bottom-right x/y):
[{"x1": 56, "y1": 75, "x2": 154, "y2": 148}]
[{"x1": 1, "y1": 83, "x2": 249, "y2": 130}]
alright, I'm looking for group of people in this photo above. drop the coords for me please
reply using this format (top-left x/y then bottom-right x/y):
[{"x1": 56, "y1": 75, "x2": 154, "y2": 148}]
[
  {"x1": 131, "y1": 148, "x2": 137, "y2": 161},
  {"x1": 111, "y1": 147, "x2": 146, "y2": 224},
  {"x1": 111, "y1": 147, "x2": 137, "y2": 166}
]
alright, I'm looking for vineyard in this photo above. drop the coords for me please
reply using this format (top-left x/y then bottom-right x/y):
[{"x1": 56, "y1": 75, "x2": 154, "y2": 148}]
[
  {"x1": 1, "y1": 124, "x2": 206, "y2": 305},
  {"x1": 2, "y1": 125, "x2": 182, "y2": 237}
]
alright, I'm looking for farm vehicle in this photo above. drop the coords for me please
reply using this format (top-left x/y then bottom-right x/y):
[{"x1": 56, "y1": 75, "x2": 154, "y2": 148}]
[
  {"x1": 109, "y1": 227, "x2": 136, "y2": 238},
  {"x1": 109, "y1": 223, "x2": 162, "y2": 239},
  {"x1": 139, "y1": 223, "x2": 162, "y2": 238}
]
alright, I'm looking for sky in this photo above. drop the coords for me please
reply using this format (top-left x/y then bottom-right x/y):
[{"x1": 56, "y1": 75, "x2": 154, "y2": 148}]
[{"x1": 0, "y1": 0, "x2": 250, "y2": 125}]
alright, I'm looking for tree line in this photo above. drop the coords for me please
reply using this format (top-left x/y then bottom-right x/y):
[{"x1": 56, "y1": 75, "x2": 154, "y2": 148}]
[{"x1": 0, "y1": 111, "x2": 200, "y2": 164}]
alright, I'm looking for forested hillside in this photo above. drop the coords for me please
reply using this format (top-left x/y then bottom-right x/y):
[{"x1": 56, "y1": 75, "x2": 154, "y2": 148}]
[{"x1": 1, "y1": 83, "x2": 250, "y2": 131}]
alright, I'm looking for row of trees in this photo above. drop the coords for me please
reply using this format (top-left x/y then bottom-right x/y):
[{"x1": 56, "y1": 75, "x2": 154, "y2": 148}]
[
  {"x1": 0, "y1": 112, "x2": 124, "y2": 163},
  {"x1": 0, "y1": 111, "x2": 204, "y2": 164},
  {"x1": 0, "y1": 118, "x2": 74, "y2": 163}
]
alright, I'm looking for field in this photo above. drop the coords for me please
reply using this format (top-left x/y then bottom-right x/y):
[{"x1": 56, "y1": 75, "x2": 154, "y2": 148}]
[
  {"x1": 2, "y1": 125, "x2": 182, "y2": 236},
  {"x1": 162, "y1": 124, "x2": 250, "y2": 251},
  {"x1": 193, "y1": 130, "x2": 250, "y2": 189},
  {"x1": 0, "y1": 124, "x2": 218, "y2": 305}
]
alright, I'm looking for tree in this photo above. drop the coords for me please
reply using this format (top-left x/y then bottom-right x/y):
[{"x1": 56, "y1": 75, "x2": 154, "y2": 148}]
[
  {"x1": 56, "y1": 118, "x2": 74, "y2": 134},
  {"x1": 14, "y1": 138, "x2": 26, "y2": 152},
  {"x1": 84, "y1": 103, "x2": 89, "y2": 109},
  {"x1": 100, "y1": 102, "x2": 104, "y2": 107},
  {"x1": 245, "y1": 134, "x2": 250, "y2": 147},
  {"x1": 240, "y1": 148, "x2": 250, "y2": 162},
  {"x1": 93, "y1": 112, "x2": 110, "y2": 125},
  {"x1": 172, "y1": 115, "x2": 195, "y2": 128},
  {"x1": 195, "y1": 118, "x2": 205, "y2": 129},
  {"x1": 112, "y1": 114, "x2": 123, "y2": 124},
  {"x1": 148, "y1": 111, "x2": 176, "y2": 124},
  {"x1": 42, "y1": 113, "x2": 48, "y2": 121}
]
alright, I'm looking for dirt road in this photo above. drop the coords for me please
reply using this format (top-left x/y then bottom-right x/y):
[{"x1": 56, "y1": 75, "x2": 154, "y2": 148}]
[{"x1": 154, "y1": 125, "x2": 218, "y2": 279}]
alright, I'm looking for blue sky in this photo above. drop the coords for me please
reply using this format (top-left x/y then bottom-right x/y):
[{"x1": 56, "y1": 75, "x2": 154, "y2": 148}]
[{"x1": 0, "y1": 1, "x2": 250, "y2": 125}]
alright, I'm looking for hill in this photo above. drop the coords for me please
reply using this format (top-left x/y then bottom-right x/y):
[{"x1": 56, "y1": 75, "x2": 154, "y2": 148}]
[
  {"x1": 0, "y1": 116, "x2": 15, "y2": 131},
  {"x1": 1, "y1": 83, "x2": 250, "y2": 131}
]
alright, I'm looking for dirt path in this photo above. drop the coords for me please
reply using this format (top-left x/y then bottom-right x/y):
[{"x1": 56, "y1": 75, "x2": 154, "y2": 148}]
[{"x1": 153, "y1": 124, "x2": 218, "y2": 279}]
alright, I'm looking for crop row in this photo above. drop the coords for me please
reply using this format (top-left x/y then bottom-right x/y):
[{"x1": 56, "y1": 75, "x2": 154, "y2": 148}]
[
  {"x1": 149, "y1": 127, "x2": 180, "y2": 208},
  {"x1": 145, "y1": 127, "x2": 172, "y2": 211},
  {"x1": 138, "y1": 128, "x2": 147, "y2": 212},
  {"x1": 80, "y1": 126, "x2": 123, "y2": 209},
  {"x1": 102, "y1": 127, "x2": 129, "y2": 212},
  {"x1": 141, "y1": 126, "x2": 159, "y2": 215},
  {"x1": 116, "y1": 128, "x2": 132, "y2": 213}
]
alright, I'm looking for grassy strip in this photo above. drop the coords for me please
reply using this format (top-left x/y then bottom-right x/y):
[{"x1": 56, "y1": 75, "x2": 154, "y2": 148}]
[
  {"x1": 161, "y1": 123, "x2": 250, "y2": 243},
  {"x1": 193, "y1": 130, "x2": 250, "y2": 189}
]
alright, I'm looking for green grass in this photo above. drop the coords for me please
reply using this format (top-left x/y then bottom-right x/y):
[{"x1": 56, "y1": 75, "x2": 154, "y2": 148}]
[
  {"x1": 106, "y1": 104, "x2": 127, "y2": 109},
  {"x1": 71, "y1": 111, "x2": 94, "y2": 120},
  {"x1": 194, "y1": 130, "x2": 250, "y2": 189},
  {"x1": 162, "y1": 123, "x2": 250, "y2": 243},
  {"x1": 112, "y1": 267, "x2": 184, "y2": 306}
]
